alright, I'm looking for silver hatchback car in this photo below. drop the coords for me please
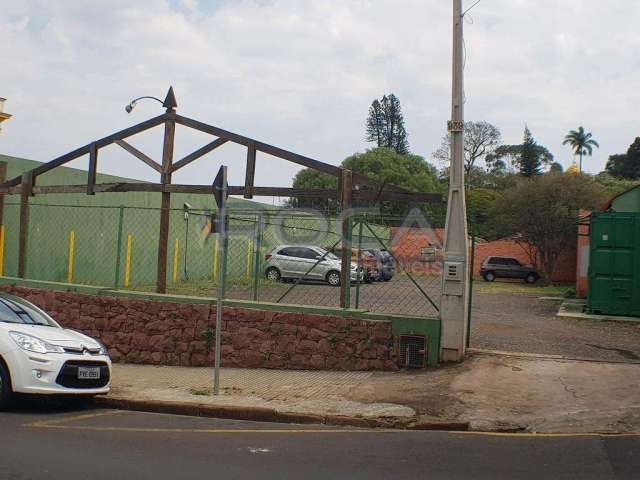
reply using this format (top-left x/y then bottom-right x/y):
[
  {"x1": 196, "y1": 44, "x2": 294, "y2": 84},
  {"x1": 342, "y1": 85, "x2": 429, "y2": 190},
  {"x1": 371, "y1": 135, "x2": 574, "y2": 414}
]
[{"x1": 264, "y1": 245, "x2": 362, "y2": 286}]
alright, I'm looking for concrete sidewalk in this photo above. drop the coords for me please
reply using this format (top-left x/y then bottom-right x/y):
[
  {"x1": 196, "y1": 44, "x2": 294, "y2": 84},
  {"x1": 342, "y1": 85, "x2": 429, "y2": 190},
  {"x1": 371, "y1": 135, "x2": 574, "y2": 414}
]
[{"x1": 102, "y1": 351, "x2": 640, "y2": 433}]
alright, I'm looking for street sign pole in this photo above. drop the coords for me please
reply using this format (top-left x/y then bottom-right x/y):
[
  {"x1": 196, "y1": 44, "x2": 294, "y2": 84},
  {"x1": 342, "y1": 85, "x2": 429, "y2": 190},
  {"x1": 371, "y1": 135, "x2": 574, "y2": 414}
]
[{"x1": 213, "y1": 166, "x2": 228, "y2": 395}]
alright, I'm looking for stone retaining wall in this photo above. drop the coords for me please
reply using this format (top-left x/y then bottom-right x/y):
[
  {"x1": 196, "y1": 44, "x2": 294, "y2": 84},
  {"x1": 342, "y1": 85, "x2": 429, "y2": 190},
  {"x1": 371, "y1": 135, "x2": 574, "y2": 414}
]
[{"x1": 0, "y1": 286, "x2": 398, "y2": 371}]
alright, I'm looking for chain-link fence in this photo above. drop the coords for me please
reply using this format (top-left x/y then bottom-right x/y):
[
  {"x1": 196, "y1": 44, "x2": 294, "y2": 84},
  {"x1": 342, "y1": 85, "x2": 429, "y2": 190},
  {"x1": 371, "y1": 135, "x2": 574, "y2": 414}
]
[{"x1": 1, "y1": 203, "x2": 443, "y2": 317}]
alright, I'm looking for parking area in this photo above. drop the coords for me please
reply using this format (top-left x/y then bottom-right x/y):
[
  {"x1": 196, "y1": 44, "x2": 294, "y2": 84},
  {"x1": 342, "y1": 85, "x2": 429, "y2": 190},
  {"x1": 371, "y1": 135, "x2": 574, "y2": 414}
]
[
  {"x1": 168, "y1": 273, "x2": 443, "y2": 317},
  {"x1": 470, "y1": 287, "x2": 640, "y2": 362}
]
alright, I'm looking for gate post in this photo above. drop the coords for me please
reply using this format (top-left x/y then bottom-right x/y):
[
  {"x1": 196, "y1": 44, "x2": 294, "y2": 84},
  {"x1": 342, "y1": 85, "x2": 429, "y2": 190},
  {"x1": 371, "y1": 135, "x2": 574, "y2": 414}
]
[
  {"x1": 339, "y1": 169, "x2": 352, "y2": 308},
  {"x1": 156, "y1": 117, "x2": 175, "y2": 293},
  {"x1": 18, "y1": 172, "x2": 34, "y2": 278}
]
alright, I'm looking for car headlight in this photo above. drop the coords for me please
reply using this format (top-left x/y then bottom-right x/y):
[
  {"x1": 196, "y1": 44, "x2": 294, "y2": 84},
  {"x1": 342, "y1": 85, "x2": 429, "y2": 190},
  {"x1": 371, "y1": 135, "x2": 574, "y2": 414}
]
[
  {"x1": 96, "y1": 340, "x2": 109, "y2": 356},
  {"x1": 9, "y1": 331, "x2": 65, "y2": 354}
]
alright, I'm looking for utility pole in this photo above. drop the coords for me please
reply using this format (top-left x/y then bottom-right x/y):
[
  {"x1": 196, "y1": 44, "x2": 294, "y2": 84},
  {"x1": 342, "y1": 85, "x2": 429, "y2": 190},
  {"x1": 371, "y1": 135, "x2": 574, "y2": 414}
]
[{"x1": 440, "y1": 0, "x2": 470, "y2": 362}]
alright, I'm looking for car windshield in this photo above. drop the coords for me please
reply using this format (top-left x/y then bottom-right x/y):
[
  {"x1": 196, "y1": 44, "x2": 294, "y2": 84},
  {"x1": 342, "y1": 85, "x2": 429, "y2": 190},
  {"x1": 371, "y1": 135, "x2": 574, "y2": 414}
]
[{"x1": 0, "y1": 296, "x2": 57, "y2": 327}]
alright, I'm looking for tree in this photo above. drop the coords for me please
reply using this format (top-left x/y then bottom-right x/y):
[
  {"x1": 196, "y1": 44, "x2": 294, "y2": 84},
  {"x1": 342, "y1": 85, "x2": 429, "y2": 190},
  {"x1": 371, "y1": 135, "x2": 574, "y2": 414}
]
[
  {"x1": 605, "y1": 138, "x2": 640, "y2": 179},
  {"x1": 290, "y1": 148, "x2": 442, "y2": 217},
  {"x1": 549, "y1": 162, "x2": 564, "y2": 173},
  {"x1": 486, "y1": 126, "x2": 553, "y2": 175},
  {"x1": 287, "y1": 168, "x2": 337, "y2": 211},
  {"x1": 490, "y1": 174, "x2": 606, "y2": 283},
  {"x1": 432, "y1": 121, "x2": 502, "y2": 179},
  {"x1": 467, "y1": 188, "x2": 502, "y2": 238},
  {"x1": 365, "y1": 94, "x2": 409, "y2": 154},
  {"x1": 594, "y1": 171, "x2": 640, "y2": 197},
  {"x1": 520, "y1": 126, "x2": 541, "y2": 177},
  {"x1": 563, "y1": 126, "x2": 599, "y2": 173}
]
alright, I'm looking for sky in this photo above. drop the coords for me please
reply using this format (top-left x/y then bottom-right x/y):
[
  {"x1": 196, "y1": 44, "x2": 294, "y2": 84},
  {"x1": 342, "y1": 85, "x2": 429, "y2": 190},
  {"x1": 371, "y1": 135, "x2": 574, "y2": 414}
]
[{"x1": 1, "y1": 0, "x2": 639, "y2": 193}]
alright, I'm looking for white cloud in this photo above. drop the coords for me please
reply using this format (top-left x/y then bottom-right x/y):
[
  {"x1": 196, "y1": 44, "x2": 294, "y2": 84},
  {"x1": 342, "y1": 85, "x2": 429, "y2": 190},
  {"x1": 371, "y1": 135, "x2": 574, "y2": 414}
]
[{"x1": 1, "y1": 0, "x2": 639, "y2": 188}]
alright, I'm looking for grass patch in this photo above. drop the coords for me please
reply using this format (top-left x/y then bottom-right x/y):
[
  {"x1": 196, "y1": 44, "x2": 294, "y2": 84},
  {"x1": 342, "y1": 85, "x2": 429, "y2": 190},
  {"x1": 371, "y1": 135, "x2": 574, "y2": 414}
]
[{"x1": 473, "y1": 279, "x2": 573, "y2": 296}]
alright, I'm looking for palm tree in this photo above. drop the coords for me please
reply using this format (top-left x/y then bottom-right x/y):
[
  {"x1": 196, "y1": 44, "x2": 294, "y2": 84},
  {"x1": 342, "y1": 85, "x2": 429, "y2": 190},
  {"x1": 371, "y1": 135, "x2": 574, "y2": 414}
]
[{"x1": 563, "y1": 126, "x2": 599, "y2": 173}]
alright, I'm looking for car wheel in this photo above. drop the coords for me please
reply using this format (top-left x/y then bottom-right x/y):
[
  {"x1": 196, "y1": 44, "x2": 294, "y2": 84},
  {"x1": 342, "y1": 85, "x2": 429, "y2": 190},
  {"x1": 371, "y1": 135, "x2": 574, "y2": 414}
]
[
  {"x1": 326, "y1": 271, "x2": 341, "y2": 287},
  {"x1": 0, "y1": 360, "x2": 14, "y2": 411},
  {"x1": 265, "y1": 267, "x2": 281, "y2": 282},
  {"x1": 383, "y1": 277, "x2": 391, "y2": 282},
  {"x1": 483, "y1": 271, "x2": 496, "y2": 282},
  {"x1": 525, "y1": 273, "x2": 538, "y2": 284}
]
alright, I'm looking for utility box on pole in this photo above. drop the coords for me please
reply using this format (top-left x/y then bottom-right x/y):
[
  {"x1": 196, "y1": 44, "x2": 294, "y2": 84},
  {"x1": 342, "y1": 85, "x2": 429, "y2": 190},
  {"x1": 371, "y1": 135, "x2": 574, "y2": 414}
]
[{"x1": 440, "y1": 0, "x2": 470, "y2": 362}]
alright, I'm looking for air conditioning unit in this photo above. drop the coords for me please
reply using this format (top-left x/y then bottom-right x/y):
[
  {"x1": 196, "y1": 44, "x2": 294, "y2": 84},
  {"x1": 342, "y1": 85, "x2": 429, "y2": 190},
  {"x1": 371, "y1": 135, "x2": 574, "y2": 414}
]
[{"x1": 398, "y1": 334, "x2": 427, "y2": 368}]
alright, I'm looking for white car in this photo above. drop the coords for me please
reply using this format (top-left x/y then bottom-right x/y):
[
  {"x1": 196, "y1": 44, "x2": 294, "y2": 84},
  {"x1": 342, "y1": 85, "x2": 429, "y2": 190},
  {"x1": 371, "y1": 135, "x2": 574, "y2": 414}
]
[
  {"x1": 0, "y1": 293, "x2": 111, "y2": 409},
  {"x1": 264, "y1": 245, "x2": 364, "y2": 286}
]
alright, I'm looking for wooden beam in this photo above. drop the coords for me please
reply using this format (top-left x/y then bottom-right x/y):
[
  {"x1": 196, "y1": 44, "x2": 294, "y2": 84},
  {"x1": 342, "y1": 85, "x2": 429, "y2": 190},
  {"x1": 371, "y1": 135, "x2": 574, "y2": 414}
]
[
  {"x1": 0, "y1": 113, "x2": 167, "y2": 189},
  {"x1": 0, "y1": 182, "x2": 443, "y2": 203},
  {"x1": 18, "y1": 172, "x2": 33, "y2": 278},
  {"x1": 244, "y1": 142, "x2": 256, "y2": 199},
  {"x1": 173, "y1": 114, "x2": 343, "y2": 177},
  {"x1": 87, "y1": 143, "x2": 98, "y2": 195},
  {"x1": 156, "y1": 119, "x2": 175, "y2": 294},
  {"x1": 115, "y1": 140, "x2": 163, "y2": 174},
  {"x1": 169, "y1": 138, "x2": 228, "y2": 173},
  {"x1": 339, "y1": 169, "x2": 353, "y2": 309}
]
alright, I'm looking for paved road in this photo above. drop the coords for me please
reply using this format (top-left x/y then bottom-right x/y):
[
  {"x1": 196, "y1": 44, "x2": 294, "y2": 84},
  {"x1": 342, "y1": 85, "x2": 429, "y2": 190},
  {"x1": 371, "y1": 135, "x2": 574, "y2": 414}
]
[
  {"x1": 1, "y1": 403, "x2": 638, "y2": 480},
  {"x1": 470, "y1": 293, "x2": 640, "y2": 362}
]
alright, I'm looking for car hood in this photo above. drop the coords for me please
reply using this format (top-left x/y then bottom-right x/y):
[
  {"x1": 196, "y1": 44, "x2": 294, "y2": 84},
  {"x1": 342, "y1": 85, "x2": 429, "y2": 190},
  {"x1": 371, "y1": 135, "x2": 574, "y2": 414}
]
[{"x1": 1, "y1": 323, "x2": 100, "y2": 348}]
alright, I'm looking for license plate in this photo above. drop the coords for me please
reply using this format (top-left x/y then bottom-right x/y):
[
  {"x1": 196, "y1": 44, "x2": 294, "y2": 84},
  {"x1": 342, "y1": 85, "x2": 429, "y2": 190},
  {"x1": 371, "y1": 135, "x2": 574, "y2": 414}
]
[{"x1": 77, "y1": 367, "x2": 100, "y2": 380}]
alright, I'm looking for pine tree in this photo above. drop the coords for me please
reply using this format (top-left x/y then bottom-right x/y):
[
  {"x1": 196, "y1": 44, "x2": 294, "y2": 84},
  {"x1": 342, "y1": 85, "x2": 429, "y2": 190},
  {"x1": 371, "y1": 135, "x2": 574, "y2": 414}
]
[
  {"x1": 365, "y1": 94, "x2": 409, "y2": 154},
  {"x1": 519, "y1": 126, "x2": 542, "y2": 177},
  {"x1": 365, "y1": 100, "x2": 384, "y2": 148}
]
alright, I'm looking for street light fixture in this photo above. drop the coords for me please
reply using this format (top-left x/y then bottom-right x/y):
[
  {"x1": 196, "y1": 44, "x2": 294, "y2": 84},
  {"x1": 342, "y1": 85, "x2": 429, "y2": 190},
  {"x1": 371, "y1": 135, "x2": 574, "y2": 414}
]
[
  {"x1": 125, "y1": 86, "x2": 178, "y2": 114},
  {"x1": 0, "y1": 97, "x2": 12, "y2": 133}
]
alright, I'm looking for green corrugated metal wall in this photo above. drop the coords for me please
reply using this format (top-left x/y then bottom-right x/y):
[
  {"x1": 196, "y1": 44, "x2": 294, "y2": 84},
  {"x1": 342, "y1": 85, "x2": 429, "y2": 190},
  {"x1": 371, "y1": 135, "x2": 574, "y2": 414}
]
[
  {"x1": 0, "y1": 155, "x2": 391, "y2": 289},
  {"x1": 587, "y1": 212, "x2": 640, "y2": 317},
  {"x1": 0, "y1": 154, "x2": 273, "y2": 287}
]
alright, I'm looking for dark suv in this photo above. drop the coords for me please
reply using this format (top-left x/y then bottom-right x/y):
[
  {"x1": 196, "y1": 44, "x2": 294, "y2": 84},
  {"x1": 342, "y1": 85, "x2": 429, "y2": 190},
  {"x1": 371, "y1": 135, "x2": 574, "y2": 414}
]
[{"x1": 480, "y1": 256, "x2": 540, "y2": 284}]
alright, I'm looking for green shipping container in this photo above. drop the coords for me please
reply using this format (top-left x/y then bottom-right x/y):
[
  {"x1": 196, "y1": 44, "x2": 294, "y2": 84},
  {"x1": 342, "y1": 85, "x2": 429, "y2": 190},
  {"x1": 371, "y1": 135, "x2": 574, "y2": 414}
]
[{"x1": 587, "y1": 212, "x2": 640, "y2": 317}]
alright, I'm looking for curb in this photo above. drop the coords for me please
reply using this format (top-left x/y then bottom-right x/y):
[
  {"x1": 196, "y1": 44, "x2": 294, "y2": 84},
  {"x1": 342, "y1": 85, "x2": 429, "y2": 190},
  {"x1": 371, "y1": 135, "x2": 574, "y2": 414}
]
[
  {"x1": 468, "y1": 348, "x2": 640, "y2": 365},
  {"x1": 92, "y1": 397, "x2": 470, "y2": 431}
]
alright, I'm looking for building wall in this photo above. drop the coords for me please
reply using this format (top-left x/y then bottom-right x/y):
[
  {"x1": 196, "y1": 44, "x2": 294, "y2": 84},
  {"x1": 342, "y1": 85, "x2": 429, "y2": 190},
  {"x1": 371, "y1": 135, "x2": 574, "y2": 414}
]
[
  {"x1": 389, "y1": 227, "x2": 577, "y2": 283},
  {"x1": 611, "y1": 186, "x2": 640, "y2": 213},
  {"x1": 0, "y1": 285, "x2": 398, "y2": 371},
  {"x1": 576, "y1": 210, "x2": 591, "y2": 298}
]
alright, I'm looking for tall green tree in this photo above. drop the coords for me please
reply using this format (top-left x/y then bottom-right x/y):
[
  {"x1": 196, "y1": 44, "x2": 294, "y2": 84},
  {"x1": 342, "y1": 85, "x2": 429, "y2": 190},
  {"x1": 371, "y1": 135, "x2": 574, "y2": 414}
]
[
  {"x1": 605, "y1": 137, "x2": 640, "y2": 179},
  {"x1": 486, "y1": 126, "x2": 553, "y2": 175},
  {"x1": 520, "y1": 126, "x2": 541, "y2": 177},
  {"x1": 365, "y1": 94, "x2": 409, "y2": 154},
  {"x1": 289, "y1": 148, "x2": 442, "y2": 218},
  {"x1": 563, "y1": 126, "x2": 599, "y2": 173},
  {"x1": 491, "y1": 174, "x2": 605, "y2": 283}
]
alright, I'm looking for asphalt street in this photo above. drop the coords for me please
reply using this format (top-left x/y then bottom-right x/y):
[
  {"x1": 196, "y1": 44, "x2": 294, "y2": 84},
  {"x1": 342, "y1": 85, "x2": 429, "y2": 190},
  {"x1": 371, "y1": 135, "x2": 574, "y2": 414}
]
[{"x1": 1, "y1": 403, "x2": 638, "y2": 480}]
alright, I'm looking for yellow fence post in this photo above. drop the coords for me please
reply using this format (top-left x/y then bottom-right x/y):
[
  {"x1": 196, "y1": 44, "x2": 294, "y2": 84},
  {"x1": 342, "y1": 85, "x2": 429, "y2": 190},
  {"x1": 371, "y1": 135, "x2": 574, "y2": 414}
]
[
  {"x1": 172, "y1": 238, "x2": 180, "y2": 285},
  {"x1": 67, "y1": 230, "x2": 75, "y2": 283},
  {"x1": 0, "y1": 225, "x2": 5, "y2": 277},
  {"x1": 124, "y1": 234, "x2": 132, "y2": 288},
  {"x1": 213, "y1": 238, "x2": 219, "y2": 280},
  {"x1": 246, "y1": 239, "x2": 253, "y2": 281}
]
